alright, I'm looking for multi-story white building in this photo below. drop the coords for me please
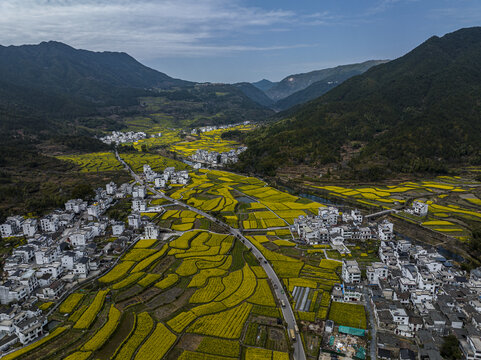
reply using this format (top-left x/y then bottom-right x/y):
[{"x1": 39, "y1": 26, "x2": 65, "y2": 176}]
[
  {"x1": 132, "y1": 198, "x2": 147, "y2": 212},
  {"x1": 106, "y1": 182, "x2": 117, "y2": 195},
  {"x1": 412, "y1": 201, "x2": 429, "y2": 216},
  {"x1": 144, "y1": 224, "x2": 159, "y2": 239},
  {"x1": 112, "y1": 222, "x2": 125, "y2": 236},
  {"x1": 132, "y1": 185, "x2": 146, "y2": 199},
  {"x1": 68, "y1": 228, "x2": 95, "y2": 246},
  {"x1": 378, "y1": 220, "x2": 394, "y2": 240},
  {"x1": 40, "y1": 216, "x2": 59, "y2": 233},
  {"x1": 61, "y1": 252, "x2": 76, "y2": 271},
  {"x1": 0, "y1": 223, "x2": 14, "y2": 238},
  {"x1": 319, "y1": 207, "x2": 339, "y2": 225},
  {"x1": 367, "y1": 262, "x2": 389, "y2": 284},
  {"x1": 73, "y1": 257, "x2": 90, "y2": 278},
  {"x1": 128, "y1": 213, "x2": 142, "y2": 229},
  {"x1": 87, "y1": 204, "x2": 101, "y2": 218},
  {"x1": 14, "y1": 317, "x2": 47, "y2": 344},
  {"x1": 65, "y1": 199, "x2": 87, "y2": 214},
  {"x1": 342, "y1": 259, "x2": 361, "y2": 284},
  {"x1": 22, "y1": 219, "x2": 37, "y2": 237},
  {"x1": 34, "y1": 247, "x2": 59, "y2": 265},
  {"x1": 154, "y1": 177, "x2": 166, "y2": 188}
]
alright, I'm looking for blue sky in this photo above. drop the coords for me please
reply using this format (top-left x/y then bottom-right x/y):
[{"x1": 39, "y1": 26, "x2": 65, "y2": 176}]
[{"x1": 1, "y1": 0, "x2": 480, "y2": 82}]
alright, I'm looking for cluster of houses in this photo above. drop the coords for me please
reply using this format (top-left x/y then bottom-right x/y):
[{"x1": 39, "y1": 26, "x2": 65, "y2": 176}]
[
  {"x1": 189, "y1": 121, "x2": 250, "y2": 135},
  {"x1": 334, "y1": 236, "x2": 481, "y2": 359},
  {"x1": 293, "y1": 204, "x2": 481, "y2": 359},
  {"x1": 293, "y1": 207, "x2": 394, "y2": 254},
  {"x1": 0, "y1": 177, "x2": 166, "y2": 352},
  {"x1": 190, "y1": 147, "x2": 247, "y2": 167},
  {"x1": 140, "y1": 165, "x2": 190, "y2": 188},
  {"x1": 99, "y1": 131, "x2": 161, "y2": 145},
  {"x1": 372, "y1": 240, "x2": 481, "y2": 359}
]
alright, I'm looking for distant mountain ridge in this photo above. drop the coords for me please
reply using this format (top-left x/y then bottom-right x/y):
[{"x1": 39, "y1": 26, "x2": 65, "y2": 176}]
[
  {"x1": 252, "y1": 79, "x2": 276, "y2": 92},
  {"x1": 274, "y1": 60, "x2": 388, "y2": 110},
  {"x1": 238, "y1": 27, "x2": 481, "y2": 179},
  {"x1": 232, "y1": 82, "x2": 275, "y2": 107},
  {"x1": 261, "y1": 60, "x2": 388, "y2": 102}
]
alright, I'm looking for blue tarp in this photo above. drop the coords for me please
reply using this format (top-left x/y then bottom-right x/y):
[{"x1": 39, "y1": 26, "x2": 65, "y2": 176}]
[{"x1": 338, "y1": 325, "x2": 365, "y2": 337}]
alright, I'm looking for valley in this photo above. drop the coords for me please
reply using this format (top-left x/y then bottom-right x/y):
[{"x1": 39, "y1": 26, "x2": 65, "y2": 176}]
[{"x1": 1, "y1": 22, "x2": 481, "y2": 360}]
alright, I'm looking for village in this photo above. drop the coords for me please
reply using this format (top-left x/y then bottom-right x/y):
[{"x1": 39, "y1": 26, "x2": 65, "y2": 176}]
[
  {"x1": 98, "y1": 131, "x2": 162, "y2": 145},
  {"x1": 0, "y1": 164, "x2": 190, "y2": 352},
  {"x1": 0, "y1": 161, "x2": 480, "y2": 359},
  {"x1": 190, "y1": 147, "x2": 247, "y2": 167},
  {"x1": 292, "y1": 202, "x2": 481, "y2": 359}
]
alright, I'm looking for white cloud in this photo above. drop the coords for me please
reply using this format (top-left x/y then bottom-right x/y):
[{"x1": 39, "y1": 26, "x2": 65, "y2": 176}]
[{"x1": 0, "y1": 0, "x2": 298, "y2": 58}]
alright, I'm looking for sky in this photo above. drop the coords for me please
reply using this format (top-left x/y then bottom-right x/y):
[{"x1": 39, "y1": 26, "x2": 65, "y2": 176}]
[{"x1": 0, "y1": 0, "x2": 480, "y2": 83}]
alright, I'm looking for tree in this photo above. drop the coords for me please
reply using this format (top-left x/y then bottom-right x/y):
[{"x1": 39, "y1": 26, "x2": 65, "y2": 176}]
[
  {"x1": 440, "y1": 335, "x2": 462, "y2": 360},
  {"x1": 71, "y1": 183, "x2": 94, "y2": 200}
]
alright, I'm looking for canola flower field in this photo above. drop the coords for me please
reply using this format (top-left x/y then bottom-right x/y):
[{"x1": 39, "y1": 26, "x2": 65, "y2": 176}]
[
  {"x1": 170, "y1": 125, "x2": 254, "y2": 157},
  {"x1": 311, "y1": 176, "x2": 481, "y2": 242},
  {"x1": 20, "y1": 156, "x2": 375, "y2": 360},
  {"x1": 57, "y1": 151, "x2": 188, "y2": 174},
  {"x1": 17, "y1": 226, "x2": 294, "y2": 359}
]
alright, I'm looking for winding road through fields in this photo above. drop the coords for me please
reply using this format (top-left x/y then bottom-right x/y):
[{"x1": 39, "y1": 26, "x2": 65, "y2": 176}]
[{"x1": 115, "y1": 151, "x2": 307, "y2": 360}]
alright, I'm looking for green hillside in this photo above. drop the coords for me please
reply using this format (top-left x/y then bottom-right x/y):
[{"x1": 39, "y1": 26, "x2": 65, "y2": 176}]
[{"x1": 238, "y1": 27, "x2": 481, "y2": 179}]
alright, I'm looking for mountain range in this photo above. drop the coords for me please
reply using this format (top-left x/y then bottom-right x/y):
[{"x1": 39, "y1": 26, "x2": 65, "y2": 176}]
[
  {"x1": 245, "y1": 60, "x2": 387, "y2": 110},
  {"x1": 238, "y1": 27, "x2": 481, "y2": 179}
]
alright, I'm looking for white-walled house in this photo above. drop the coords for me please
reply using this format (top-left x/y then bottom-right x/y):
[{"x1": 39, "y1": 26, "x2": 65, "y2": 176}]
[
  {"x1": 73, "y1": 257, "x2": 90, "y2": 278},
  {"x1": 412, "y1": 201, "x2": 429, "y2": 216},
  {"x1": 143, "y1": 224, "x2": 159, "y2": 239},
  {"x1": 128, "y1": 213, "x2": 142, "y2": 229},
  {"x1": 367, "y1": 262, "x2": 389, "y2": 285},
  {"x1": 87, "y1": 204, "x2": 101, "y2": 218},
  {"x1": 154, "y1": 177, "x2": 166, "y2": 188},
  {"x1": 132, "y1": 198, "x2": 147, "y2": 212},
  {"x1": 378, "y1": 220, "x2": 394, "y2": 240},
  {"x1": 132, "y1": 185, "x2": 146, "y2": 199},
  {"x1": 61, "y1": 252, "x2": 76, "y2": 271},
  {"x1": 0, "y1": 223, "x2": 14, "y2": 238},
  {"x1": 65, "y1": 199, "x2": 87, "y2": 214},
  {"x1": 112, "y1": 222, "x2": 125, "y2": 236},
  {"x1": 40, "y1": 216, "x2": 59, "y2": 233},
  {"x1": 22, "y1": 219, "x2": 37, "y2": 237},
  {"x1": 342, "y1": 259, "x2": 361, "y2": 284},
  {"x1": 106, "y1": 182, "x2": 117, "y2": 195}
]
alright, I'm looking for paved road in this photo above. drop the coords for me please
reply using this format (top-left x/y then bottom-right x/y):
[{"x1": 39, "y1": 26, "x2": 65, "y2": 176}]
[
  {"x1": 363, "y1": 286, "x2": 377, "y2": 360},
  {"x1": 116, "y1": 151, "x2": 307, "y2": 360}
]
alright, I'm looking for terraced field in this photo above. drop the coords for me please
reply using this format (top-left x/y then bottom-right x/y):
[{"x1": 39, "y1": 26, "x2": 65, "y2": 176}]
[
  {"x1": 13, "y1": 227, "x2": 290, "y2": 359},
  {"x1": 166, "y1": 168, "x2": 324, "y2": 232},
  {"x1": 309, "y1": 176, "x2": 481, "y2": 244},
  {"x1": 57, "y1": 152, "x2": 124, "y2": 173},
  {"x1": 170, "y1": 125, "x2": 254, "y2": 157}
]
